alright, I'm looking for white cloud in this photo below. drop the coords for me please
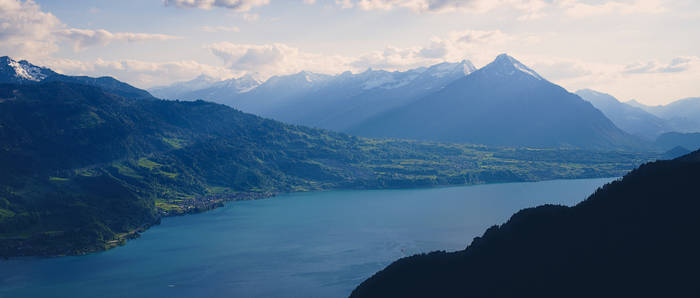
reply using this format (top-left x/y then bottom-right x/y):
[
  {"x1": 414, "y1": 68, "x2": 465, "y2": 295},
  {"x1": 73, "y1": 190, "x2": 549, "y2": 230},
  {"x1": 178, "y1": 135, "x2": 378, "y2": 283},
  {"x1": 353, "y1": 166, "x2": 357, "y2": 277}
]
[
  {"x1": 303, "y1": 0, "x2": 316, "y2": 4},
  {"x1": 335, "y1": 0, "x2": 354, "y2": 9},
  {"x1": 204, "y1": 29, "x2": 530, "y2": 78},
  {"x1": 163, "y1": 0, "x2": 270, "y2": 11},
  {"x1": 242, "y1": 12, "x2": 260, "y2": 21},
  {"x1": 451, "y1": 30, "x2": 512, "y2": 45},
  {"x1": 0, "y1": 0, "x2": 62, "y2": 59},
  {"x1": 350, "y1": 29, "x2": 521, "y2": 70},
  {"x1": 0, "y1": 0, "x2": 182, "y2": 60},
  {"x1": 201, "y1": 25, "x2": 241, "y2": 32},
  {"x1": 623, "y1": 56, "x2": 699, "y2": 74},
  {"x1": 335, "y1": 0, "x2": 551, "y2": 18},
  {"x1": 524, "y1": 54, "x2": 700, "y2": 104},
  {"x1": 207, "y1": 42, "x2": 352, "y2": 77},
  {"x1": 560, "y1": 0, "x2": 666, "y2": 18},
  {"x1": 351, "y1": 46, "x2": 429, "y2": 69},
  {"x1": 344, "y1": 0, "x2": 500, "y2": 13},
  {"x1": 57, "y1": 29, "x2": 180, "y2": 51},
  {"x1": 47, "y1": 58, "x2": 238, "y2": 88},
  {"x1": 335, "y1": 0, "x2": 667, "y2": 20}
]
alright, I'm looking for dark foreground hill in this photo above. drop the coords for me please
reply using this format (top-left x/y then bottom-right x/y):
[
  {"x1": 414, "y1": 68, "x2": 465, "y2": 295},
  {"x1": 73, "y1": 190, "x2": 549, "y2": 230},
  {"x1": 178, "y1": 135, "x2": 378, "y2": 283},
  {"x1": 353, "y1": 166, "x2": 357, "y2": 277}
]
[
  {"x1": 351, "y1": 150, "x2": 700, "y2": 298},
  {"x1": 0, "y1": 81, "x2": 652, "y2": 257}
]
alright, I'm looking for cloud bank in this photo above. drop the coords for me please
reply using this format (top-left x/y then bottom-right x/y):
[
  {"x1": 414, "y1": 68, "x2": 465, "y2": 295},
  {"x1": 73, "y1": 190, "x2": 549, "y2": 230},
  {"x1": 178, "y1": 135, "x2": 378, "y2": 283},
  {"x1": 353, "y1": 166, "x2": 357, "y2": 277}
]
[
  {"x1": 0, "y1": 0, "x2": 180, "y2": 59},
  {"x1": 334, "y1": 0, "x2": 666, "y2": 20},
  {"x1": 163, "y1": 0, "x2": 270, "y2": 11},
  {"x1": 57, "y1": 29, "x2": 179, "y2": 51}
]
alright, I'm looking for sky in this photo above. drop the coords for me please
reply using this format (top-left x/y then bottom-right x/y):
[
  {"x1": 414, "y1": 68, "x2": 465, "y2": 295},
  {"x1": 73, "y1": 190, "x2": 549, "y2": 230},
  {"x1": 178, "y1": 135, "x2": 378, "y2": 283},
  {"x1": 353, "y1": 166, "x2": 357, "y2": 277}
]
[{"x1": 0, "y1": 0, "x2": 698, "y2": 105}]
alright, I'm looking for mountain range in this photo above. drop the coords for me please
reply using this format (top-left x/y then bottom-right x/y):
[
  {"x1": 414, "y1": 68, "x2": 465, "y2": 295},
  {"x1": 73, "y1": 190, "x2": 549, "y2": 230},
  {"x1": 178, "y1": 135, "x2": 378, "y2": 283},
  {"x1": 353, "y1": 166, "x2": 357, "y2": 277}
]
[
  {"x1": 574, "y1": 89, "x2": 700, "y2": 150},
  {"x1": 152, "y1": 60, "x2": 476, "y2": 132},
  {"x1": 349, "y1": 54, "x2": 643, "y2": 150},
  {"x1": 152, "y1": 55, "x2": 646, "y2": 150},
  {"x1": 352, "y1": 148, "x2": 700, "y2": 298},
  {"x1": 0, "y1": 57, "x2": 650, "y2": 257},
  {"x1": 575, "y1": 89, "x2": 671, "y2": 140},
  {"x1": 627, "y1": 97, "x2": 700, "y2": 133}
]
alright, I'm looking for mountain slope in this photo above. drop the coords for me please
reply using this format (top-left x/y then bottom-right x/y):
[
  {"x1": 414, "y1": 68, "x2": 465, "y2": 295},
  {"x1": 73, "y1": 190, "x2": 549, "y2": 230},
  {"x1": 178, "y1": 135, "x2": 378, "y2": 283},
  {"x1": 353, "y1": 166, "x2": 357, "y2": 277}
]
[
  {"x1": 0, "y1": 56, "x2": 152, "y2": 99},
  {"x1": 0, "y1": 81, "x2": 651, "y2": 257},
  {"x1": 575, "y1": 89, "x2": 670, "y2": 140},
  {"x1": 352, "y1": 149, "x2": 700, "y2": 298},
  {"x1": 349, "y1": 54, "x2": 644, "y2": 150}
]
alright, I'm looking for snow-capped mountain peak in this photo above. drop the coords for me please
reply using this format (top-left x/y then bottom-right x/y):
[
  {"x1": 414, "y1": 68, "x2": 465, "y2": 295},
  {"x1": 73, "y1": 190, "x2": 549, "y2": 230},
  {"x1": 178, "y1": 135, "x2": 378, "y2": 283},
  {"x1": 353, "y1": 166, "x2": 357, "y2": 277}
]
[
  {"x1": 0, "y1": 56, "x2": 53, "y2": 83},
  {"x1": 424, "y1": 60, "x2": 476, "y2": 78},
  {"x1": 484, "y1": 54, "x2": 543, "y2": 81},
  {"x1": 229, "y1": 74, "x2": 262, "y2": 93},
  {"x1": 461, "y1": 60, "x2": 477, "y2": 75}
]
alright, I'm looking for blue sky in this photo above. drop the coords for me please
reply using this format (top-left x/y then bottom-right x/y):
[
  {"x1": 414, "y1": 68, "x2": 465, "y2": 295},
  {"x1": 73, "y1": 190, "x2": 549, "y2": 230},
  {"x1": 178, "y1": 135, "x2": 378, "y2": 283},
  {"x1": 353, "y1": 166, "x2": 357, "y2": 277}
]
[{"x1": 1, "y1": 0, "x2": 699, "y2": 105}]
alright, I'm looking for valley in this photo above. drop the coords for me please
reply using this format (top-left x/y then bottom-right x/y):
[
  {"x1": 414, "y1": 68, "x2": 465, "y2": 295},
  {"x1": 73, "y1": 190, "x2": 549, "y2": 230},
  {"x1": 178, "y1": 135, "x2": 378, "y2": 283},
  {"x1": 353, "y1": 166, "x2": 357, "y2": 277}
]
[
  {"x1": 1, "y1": 2, "x2": 698, "y2": 298},
  {"x1": 0, "y1": 57, "x2": 659, "y2": 258}
]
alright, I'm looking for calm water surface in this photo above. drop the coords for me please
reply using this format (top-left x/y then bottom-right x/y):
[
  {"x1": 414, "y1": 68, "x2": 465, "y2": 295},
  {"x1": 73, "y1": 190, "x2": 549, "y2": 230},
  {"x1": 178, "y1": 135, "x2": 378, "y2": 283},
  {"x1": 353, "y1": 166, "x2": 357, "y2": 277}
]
[{"x1": 0, "y1": 178, "x2": 614, "y2": 298}]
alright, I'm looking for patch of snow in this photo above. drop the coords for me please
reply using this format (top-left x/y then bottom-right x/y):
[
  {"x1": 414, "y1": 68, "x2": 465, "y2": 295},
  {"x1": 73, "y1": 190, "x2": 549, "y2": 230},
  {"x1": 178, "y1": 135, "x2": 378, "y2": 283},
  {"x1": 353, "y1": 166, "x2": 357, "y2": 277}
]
[
  {"x1": 426, "y1": 60, "x2": 476, "y2": 78},
  {"x1": 490, "y1": 54, "x2": 543, "y2": 80},
  {"x1": 7, "y1": 59, "x2": 47, "y2": 81},
  {"x1": 430, "y1": 63, "x2": 458, "y2": 78},
  {"x1": 213, "y1": 75, "x2": 261, "y2": 93},
  {"x1": 236, "y1": 76, "x2": 261, "y2": 93},
  {"x1": 462, "y1": 60, "x2": 477, "y2": 74},
  {"x1": 362, "y1": 74, "x2": 396, "y2": 90},
  {"x1": 512, "y1": 62, "x2": 542, "y2": 80}
]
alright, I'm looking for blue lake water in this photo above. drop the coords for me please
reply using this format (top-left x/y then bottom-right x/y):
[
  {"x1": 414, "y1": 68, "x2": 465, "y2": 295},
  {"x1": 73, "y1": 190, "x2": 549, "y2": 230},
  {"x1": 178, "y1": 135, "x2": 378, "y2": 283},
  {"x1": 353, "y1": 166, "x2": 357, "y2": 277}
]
[{"x1": 0, "y1": 178, "x2": 614, "y2": 298}]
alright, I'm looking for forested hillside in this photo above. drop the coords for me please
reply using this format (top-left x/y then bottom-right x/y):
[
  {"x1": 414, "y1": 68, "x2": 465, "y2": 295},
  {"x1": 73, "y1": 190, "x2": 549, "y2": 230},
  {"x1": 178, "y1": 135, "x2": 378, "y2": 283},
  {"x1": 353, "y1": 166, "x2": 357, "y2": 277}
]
[{"x1": 0, "y1": 82, "x2": 653, "y2": 257}]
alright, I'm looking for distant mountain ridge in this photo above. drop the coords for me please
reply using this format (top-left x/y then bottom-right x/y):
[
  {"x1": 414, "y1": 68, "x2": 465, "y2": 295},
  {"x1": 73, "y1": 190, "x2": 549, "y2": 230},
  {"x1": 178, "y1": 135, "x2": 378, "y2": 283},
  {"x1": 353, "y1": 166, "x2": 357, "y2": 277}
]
[
  {"x1": 0, "y1": 56, "x2": 152, "y2": 99},
  {"x1": 575, "y1": 89, "x2": 671, "y2": 140},
  {"x1": 149, "y1": 60, "x2": 476, "y2": 131},
  {"x1": 348, "y1": 54, "x2": 644, "y2": 150},
  {"x1": 149, "y1": 74, "x2": 221, "y2": 99},
  {"x1": 626, "y1": 97, "x2": 700, "y2": 133},
  {"x1": 151, "y1": 55, "x2": 645, "y2": 150}
]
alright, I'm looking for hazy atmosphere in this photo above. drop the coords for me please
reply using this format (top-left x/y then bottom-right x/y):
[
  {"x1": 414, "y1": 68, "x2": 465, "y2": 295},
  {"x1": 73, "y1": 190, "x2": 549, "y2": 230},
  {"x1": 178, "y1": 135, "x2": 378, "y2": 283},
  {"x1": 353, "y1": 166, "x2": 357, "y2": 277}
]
[
  {"x1": 2, "y1": 0, "x2": 699, "y2": 105},
  {"x1": 2, "y1": 1, "x2": 700, "y2": 297}
]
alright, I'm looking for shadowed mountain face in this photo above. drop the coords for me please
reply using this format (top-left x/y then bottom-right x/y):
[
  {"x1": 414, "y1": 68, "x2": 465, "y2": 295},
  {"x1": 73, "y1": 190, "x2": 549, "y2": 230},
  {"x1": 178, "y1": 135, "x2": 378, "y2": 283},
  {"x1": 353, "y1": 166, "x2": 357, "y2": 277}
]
[
  {"x1": 348, "y1": 55, "x2": 644, "y2": 150},
  {"x1": 655, "y1": 132, "x2": 700, "y2": 151},
  {"x1": 351, "y1": 149, "x2": 700, "y2": 298},
  {"x1": 576, "y1": 89, "x2": 670, "y2": 140}
]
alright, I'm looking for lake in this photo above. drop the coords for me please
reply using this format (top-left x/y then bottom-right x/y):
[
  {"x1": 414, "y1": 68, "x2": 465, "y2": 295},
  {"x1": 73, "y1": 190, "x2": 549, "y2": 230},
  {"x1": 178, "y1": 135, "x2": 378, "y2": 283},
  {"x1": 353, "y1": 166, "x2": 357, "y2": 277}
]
[{"x1": 0, "y1": 178, "x2": 614, "y2": 298}]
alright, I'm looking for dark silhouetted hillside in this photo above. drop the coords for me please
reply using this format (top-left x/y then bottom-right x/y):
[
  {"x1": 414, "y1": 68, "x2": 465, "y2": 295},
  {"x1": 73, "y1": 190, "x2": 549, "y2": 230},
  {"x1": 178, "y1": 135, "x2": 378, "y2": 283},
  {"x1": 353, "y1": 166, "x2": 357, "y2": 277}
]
[{"x1": 352, "y1": 149, "x2": 700, "y2": 298}]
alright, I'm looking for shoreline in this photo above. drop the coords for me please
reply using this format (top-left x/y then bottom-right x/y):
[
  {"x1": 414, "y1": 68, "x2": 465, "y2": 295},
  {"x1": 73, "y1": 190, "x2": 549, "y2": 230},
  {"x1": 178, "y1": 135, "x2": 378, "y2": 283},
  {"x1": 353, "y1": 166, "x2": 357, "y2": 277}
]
[{"x1": 1, "y1": 176, "x2": 620, "y2": 259}]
